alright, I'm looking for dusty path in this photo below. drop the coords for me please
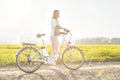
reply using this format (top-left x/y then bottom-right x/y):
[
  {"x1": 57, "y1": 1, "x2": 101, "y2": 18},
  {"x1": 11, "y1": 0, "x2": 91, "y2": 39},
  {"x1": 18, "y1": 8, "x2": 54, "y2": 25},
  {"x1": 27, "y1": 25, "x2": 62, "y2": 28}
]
[{"x1": 0, "y1": 61, "x2": 120, "y2": 80}]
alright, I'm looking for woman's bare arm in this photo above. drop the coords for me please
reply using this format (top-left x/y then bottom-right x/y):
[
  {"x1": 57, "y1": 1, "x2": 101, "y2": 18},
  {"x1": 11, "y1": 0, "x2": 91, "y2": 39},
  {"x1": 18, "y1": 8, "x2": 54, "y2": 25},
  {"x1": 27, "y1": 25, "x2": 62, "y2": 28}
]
[{"x1": 56, "y1": 25, "x2": 66, "y2": 30}]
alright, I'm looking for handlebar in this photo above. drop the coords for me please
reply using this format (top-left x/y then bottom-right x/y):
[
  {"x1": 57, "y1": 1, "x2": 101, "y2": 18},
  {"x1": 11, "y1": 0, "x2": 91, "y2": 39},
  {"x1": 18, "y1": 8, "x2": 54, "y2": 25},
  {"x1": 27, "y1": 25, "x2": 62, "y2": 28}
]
[
  {"x1": 36, "y1": 29, "x2": 72, "y2": 43},
  {"x1": 63, "y1": 30, "x2": 72, "y2": 43},
  {"x1": 60, "y1": 29, "x2": 70, "y2": 35}
]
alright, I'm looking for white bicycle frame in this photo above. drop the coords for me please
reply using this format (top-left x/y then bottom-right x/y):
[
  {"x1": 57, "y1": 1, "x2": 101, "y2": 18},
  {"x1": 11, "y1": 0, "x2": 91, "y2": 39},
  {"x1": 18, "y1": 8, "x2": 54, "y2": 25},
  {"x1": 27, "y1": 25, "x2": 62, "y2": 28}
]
[{"x1": 31, "y1": 32, "x2": 72, "y2": 63}]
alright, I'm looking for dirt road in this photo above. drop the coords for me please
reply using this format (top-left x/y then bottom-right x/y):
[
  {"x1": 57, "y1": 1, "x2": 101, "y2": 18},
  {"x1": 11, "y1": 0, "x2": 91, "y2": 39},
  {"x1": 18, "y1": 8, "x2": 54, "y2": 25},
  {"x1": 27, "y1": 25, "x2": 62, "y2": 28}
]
[{"x1": 0, "y1": 61, "x2": 120, "y2": 80}]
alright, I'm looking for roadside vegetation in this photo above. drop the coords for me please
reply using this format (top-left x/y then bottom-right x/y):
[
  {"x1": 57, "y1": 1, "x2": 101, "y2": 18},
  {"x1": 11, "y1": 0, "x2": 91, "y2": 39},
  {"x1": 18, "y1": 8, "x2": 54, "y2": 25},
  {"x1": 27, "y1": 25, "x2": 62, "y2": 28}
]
[{"x1": 0, "y1": 44, "x2": 120, "y2": 66}]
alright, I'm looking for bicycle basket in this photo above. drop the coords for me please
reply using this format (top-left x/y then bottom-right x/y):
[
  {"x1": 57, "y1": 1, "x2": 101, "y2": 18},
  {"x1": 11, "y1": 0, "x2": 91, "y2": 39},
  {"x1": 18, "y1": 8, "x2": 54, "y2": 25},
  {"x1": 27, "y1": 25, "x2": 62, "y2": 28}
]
[{"x1": 20, "y1": 34, "x2": 37, "y2": 45}]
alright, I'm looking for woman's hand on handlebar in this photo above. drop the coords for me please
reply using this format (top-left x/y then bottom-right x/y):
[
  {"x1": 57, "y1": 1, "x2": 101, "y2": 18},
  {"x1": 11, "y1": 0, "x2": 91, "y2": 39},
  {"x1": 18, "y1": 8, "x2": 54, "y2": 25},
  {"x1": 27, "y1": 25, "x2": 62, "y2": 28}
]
[
  {"x1": 63, "y1": 28, "x2": 70, "y2": 35},
  {"x1": 59, "y1": 31, "x2": 67, "y2": 35},
  {"x1": 64, "y1": 28, "x2": 70, "y2": 33}
]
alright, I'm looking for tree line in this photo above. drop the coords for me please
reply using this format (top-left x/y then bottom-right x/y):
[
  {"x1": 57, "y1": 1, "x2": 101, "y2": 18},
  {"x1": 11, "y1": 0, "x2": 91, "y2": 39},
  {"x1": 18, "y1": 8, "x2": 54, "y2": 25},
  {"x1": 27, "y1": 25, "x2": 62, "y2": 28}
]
[{"x1": 75, "y1": 37, "x2": 120, "y2": 44}]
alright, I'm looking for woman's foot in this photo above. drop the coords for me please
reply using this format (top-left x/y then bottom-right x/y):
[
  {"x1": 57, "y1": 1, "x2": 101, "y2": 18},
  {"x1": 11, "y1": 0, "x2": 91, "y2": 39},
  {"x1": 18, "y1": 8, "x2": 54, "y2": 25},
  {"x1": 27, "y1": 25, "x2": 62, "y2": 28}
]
[{"x1": 47, "y1": 56, "x2": 55, "y2": 64}]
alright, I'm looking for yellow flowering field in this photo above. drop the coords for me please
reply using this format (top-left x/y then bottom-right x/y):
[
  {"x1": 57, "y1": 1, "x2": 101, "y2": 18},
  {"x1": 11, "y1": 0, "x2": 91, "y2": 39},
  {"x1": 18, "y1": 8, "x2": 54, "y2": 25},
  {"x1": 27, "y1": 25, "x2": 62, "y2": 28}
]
[{"x1": 0, "y1": 44, "x2": 120, "y2": 66}]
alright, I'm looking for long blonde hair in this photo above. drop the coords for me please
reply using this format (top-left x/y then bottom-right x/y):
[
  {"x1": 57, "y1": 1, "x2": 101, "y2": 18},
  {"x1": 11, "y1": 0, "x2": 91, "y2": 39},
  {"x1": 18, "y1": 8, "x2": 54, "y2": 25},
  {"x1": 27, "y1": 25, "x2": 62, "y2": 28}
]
[{"x1": 52, "y1": 10, "x2": 59, "y2": 19}]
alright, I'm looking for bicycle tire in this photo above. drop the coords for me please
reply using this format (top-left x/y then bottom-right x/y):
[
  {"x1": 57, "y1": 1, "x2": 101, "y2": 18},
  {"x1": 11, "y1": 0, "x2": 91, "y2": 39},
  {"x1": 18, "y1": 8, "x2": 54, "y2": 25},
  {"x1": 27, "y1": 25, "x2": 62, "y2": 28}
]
[
  {"x1": 16, "y1": 46, "x2": 41, "y2": 73},
  {"x1": 62, "y1": 46, "x2": 84, "y2": 70}
]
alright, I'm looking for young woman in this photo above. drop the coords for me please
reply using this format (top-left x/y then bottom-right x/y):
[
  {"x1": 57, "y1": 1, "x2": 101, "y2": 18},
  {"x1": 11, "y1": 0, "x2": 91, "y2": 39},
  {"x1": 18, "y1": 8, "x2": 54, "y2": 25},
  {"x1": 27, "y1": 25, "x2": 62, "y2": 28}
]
[{"x1": 50, "y1": 10, "x2": 68, "y2": 70}]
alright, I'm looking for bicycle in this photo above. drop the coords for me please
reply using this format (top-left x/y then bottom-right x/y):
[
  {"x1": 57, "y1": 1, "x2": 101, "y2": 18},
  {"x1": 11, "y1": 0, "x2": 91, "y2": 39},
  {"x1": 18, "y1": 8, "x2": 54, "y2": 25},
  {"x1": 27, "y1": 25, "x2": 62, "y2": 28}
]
[{"x1": 16, "y1": 30, "x2": 84, "y2": 73}]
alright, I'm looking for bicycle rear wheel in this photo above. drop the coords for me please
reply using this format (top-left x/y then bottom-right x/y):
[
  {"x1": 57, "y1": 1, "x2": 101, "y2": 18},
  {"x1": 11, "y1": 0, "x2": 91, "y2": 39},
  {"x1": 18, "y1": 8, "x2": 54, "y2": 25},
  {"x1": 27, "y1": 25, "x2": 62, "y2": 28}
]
[
  {"x1": 16, "y1": 47, "x2": 41, "y2": 73},
  {"x1": 62, "y1": 46, "x2": 84, "y2": 70}
]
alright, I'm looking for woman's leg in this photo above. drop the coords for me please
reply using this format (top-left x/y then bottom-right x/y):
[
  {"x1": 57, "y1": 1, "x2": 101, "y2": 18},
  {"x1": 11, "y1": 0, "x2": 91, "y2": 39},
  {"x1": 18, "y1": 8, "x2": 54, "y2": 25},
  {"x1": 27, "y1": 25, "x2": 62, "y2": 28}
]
[
  {"x1": 50, "y1": 36, "x2": 56, "y2": 56},
  {"x1": 50, "y1": 36, "x2": 59, "y2": 64},
  {"x1": 50, "y1": 36, "x2": 59, "y2": 56},
  {"x1": 49, "y1": 36, "x2": 59, "y2": 70},
  {"x1": 53, "y1": 36, "x2": 59, "y2": 64},
  {"x1": 54, "y1": 36, "x2": 59, "y2": 54}
]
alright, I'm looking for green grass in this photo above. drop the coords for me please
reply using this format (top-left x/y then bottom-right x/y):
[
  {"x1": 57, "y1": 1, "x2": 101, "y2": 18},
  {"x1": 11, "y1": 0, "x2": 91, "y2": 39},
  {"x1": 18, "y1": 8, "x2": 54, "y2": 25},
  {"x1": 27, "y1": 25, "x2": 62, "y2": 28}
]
[{"x1": 0, "y1": 44, "x2": 120, "y2": 66}]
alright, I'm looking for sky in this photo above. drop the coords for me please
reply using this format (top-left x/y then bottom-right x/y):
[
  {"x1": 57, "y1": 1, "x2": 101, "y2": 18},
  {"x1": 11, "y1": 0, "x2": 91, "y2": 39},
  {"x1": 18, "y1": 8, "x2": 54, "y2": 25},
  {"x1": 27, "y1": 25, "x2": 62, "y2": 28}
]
[{"x1": 0, "y1": 0, "x2": 120, "y2": 43}]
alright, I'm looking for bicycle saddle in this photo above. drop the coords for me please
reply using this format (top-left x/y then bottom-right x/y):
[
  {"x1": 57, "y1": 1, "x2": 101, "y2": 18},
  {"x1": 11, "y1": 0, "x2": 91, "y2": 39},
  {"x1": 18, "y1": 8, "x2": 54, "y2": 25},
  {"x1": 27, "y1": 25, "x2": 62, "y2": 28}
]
[{"x1": 36, "y1": 34, "x2": 46, "y2": 38}]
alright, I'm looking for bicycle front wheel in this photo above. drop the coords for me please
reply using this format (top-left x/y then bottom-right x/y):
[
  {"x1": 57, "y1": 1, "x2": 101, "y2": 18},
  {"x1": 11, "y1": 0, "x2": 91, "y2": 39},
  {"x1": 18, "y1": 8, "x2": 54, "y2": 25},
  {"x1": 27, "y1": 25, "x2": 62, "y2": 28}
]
[
  {"x1": 62, "y1": 46, "x2": 84, "y2": 70},
  {"x1": 16, "y1": 47, "x2": 41, "y2": 73}
]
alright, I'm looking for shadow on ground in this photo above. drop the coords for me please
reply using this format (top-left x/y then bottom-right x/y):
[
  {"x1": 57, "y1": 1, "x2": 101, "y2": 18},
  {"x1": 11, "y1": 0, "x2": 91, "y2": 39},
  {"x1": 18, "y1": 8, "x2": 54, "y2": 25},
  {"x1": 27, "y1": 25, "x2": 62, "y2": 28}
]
[{"x1": 17, "y1": 70, "x2": 101, "y2": 80}]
